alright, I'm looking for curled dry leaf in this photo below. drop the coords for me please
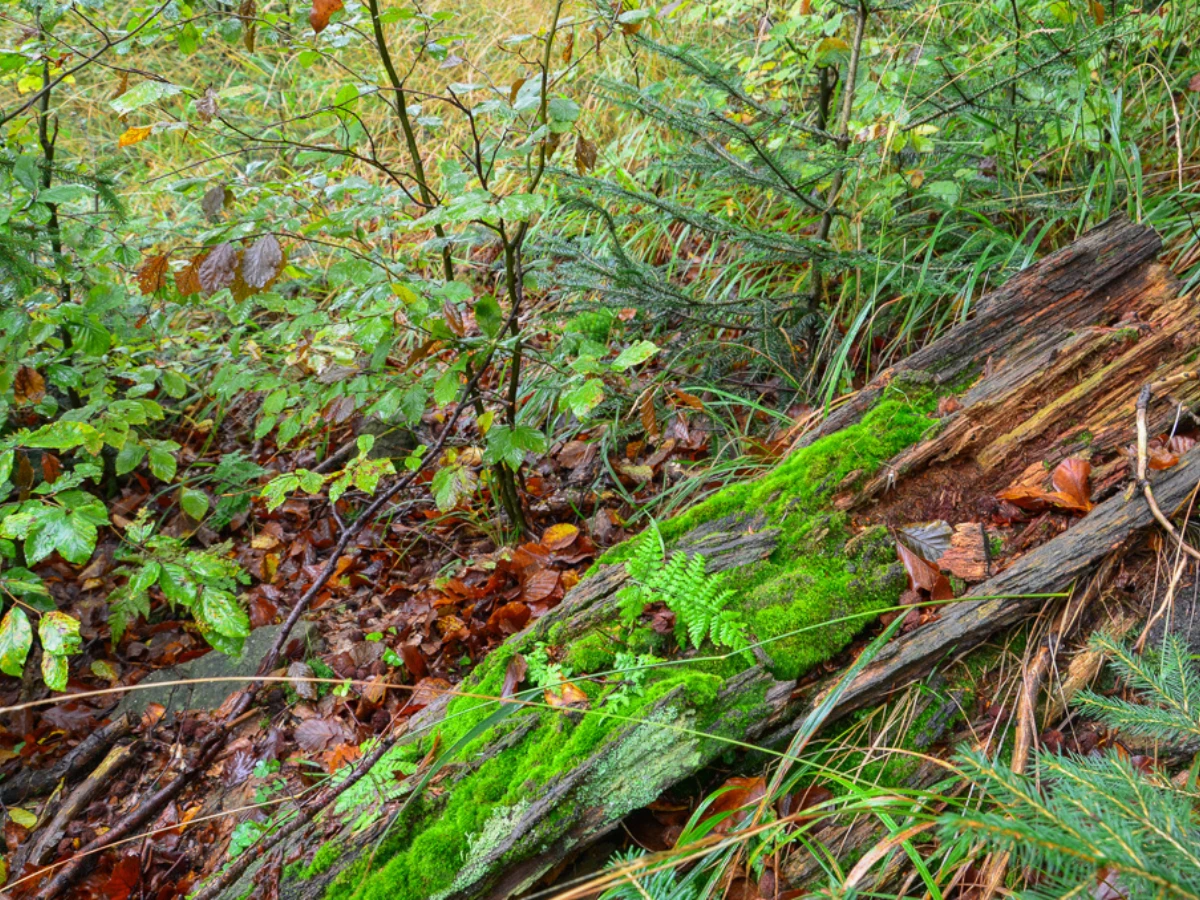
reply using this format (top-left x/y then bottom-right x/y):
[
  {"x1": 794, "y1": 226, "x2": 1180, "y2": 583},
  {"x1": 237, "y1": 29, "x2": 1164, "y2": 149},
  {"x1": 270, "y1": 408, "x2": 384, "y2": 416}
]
[
  {"x1": 198, "y1": 242, "x2": 239, "y2": 293},
  {"x1": 137, "y1": 253, "x2": 169, "y2": 295},
  {"x1": 310, "y1": 0, "x2": 344, "y2": 34},
  {"x1": 895, "y1": 539, "x2": 953, "y2": 602},
  {"x1": 544, "y1": 681, "x2": 588, "y2": 708},
  {"x1": 574, "y1": 133, "x2": 597, "y2": 174},
  {"x1": 501, "y1": 654, "x2": 527, "y2": 698},
  {"x1": 997, "y1": 457, "x2": 1092, "y2": 514}
]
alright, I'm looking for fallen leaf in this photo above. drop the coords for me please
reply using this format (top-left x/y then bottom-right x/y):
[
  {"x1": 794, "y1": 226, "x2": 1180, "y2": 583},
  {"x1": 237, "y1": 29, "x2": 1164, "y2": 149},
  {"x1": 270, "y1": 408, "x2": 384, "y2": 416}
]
[
  {"x1": 295, "y1": 716, "x2": 349, "y2": 752},
  {"x1": 895, "y1": 539, "x2": 953, "y2": 601},
  {"x1": 487, "y1": 601, "x2": 531, "y2": 635},
  {"x1": 544, "y1": 682, "x2": 589, "y2": 708},
  {"x1": 288, "y1": 661, "x2": 317, "y2": 700},
  {"x1": 502, "y1": 654, "x2": 527, "y2": 698},
  {"x1": 542, "y1": 523, "x2": 579, "y2": 549},
  {"x1": 1051, "y1": 457, "x2": 1093, "y2": 511},
  {"x1": 704, "y1": 776, "x2": 766, "y2": 833}
]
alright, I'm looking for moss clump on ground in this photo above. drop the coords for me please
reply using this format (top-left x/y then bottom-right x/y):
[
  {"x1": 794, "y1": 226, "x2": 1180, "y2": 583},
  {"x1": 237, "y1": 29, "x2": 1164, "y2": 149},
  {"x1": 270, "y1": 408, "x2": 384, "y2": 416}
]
[{"x1": 318, "y1": 381, "x2": 945, "y2": 900}]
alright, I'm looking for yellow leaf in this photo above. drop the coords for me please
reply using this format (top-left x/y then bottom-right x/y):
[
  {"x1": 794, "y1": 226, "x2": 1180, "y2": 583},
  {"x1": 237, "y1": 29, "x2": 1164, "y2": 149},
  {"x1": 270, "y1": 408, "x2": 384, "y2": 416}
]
[
  {"x1": 542, "y1": 523, "x2": 579, "y2": 549},
  {"x1": 118, "y1": 126, "x2": 153, "y2": 148},
  {"x1": 9, "y1": 807, "x2": 38, "y2": 829}
]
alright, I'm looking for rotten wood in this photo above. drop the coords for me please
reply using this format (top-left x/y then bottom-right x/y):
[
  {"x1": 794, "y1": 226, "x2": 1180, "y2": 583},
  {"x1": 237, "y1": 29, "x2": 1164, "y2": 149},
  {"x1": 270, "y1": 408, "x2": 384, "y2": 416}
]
[
  {"x1": 0, "y1": 711, "x2": 134, "y2": 805},
  {"x1": 212, "y1": 215, "x2": 1200, "y2": 900}
]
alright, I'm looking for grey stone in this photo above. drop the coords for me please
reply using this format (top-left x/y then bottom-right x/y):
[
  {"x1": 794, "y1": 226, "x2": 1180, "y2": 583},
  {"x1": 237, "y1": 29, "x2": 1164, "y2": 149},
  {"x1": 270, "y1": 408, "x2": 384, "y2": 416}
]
[{"x1": 116, "y1": 622, "x2": 317, "y2": 718}]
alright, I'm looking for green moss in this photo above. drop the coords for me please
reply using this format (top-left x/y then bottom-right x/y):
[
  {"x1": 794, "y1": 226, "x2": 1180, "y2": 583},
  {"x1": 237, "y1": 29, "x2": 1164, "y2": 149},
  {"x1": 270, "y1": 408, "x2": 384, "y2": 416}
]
[
  {"x1": 292, "y1": 842, "x2": 342, "y2": 880},
  {"x1": 564, "y1": 632, "x2": 617, "y2": 672},
  {"x1": 320, "y1": 381, "x2": 950, "y2": 900}
]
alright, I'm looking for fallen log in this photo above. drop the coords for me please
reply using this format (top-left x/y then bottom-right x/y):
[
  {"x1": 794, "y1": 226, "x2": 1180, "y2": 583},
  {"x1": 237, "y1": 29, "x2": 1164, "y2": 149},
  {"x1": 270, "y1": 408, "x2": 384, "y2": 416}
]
[{"x1": 221, "y1": 215, "x2": 1200, "y2": 900}]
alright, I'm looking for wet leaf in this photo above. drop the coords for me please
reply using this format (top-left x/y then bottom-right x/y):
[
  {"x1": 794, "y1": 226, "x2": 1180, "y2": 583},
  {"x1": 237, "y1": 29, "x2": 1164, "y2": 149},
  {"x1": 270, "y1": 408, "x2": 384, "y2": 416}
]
[
  {"x1": 288, "y1": 661, "x2": 318, "y2": 700},
  {"x1": 1051, "y1": 457, "x2": 1092, "y2": 511},
  {"x1": 295, "y1": 716, "x2": 349, "y2": 752},
  {"x1": 544, "y1": 681, "x2": 588, "y2": 708},
  {"x1": 201, "y1": 185, "x2": 231, "y2": 222},
  {"x1": 198, "y1": 242, "x2": 239, "y2": 293},
  {"x1": 704, "y1": 776, "x2": 767, "y2": 833},
  {"x1": 242, "y1": 234, "x2": 284, "y2": 289},
  {"x1": 897, "y1": 520, "x2": 953, "y2": 561},
  {"x1": 542, "y1": 523, "x2": 579, "y2": 549},
  {"x1": 896, "y1": 539, "x2": 953, "y2": 602},
  {"x1": 501, "y1": 654, "x2": 527, "y2": 698},
  {"x1": 0, "y1": 607, "x2": 33, "y2": 677}
]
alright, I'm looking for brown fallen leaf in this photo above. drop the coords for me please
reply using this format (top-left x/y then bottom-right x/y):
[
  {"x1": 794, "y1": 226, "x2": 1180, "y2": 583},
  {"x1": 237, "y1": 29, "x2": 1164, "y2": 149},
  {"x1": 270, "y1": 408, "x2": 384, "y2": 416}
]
[
  {"x1": 310, "y1": 0, "x2": 343, "y2": 33},
  {"x1": 704, "y1": 775, "x2": 767, "y2": 834},
  {"x1": 544, "y1": 682, "x2": 589, "y2": 709}
]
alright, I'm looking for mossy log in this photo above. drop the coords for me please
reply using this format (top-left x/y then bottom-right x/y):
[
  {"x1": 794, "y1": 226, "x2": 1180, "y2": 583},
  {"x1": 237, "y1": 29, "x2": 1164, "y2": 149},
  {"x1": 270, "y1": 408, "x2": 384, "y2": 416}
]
[{"x1": 248, "y1": 216, "x2": 1200, "y2": 900}]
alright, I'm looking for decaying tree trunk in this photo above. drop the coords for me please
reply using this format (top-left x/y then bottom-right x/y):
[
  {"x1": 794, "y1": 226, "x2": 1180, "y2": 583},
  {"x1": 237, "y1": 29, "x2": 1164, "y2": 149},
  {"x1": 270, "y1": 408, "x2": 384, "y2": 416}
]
[{"x1": 239, "y1": 216, "x2": 1200, "y2": 900}]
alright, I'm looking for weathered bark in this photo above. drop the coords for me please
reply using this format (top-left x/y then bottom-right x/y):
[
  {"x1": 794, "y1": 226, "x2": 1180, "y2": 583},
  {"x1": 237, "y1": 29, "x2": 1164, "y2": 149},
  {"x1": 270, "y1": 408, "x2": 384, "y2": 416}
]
[{"x1": 257, "y1": 216, "x2": 1200, "y2": 900}]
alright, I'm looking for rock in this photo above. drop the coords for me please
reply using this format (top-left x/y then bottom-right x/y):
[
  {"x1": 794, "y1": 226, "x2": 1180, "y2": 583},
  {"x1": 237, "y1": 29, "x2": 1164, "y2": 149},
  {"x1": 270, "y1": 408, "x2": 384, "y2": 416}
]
[{"x1": 116, "y1": 622, "x2": 316, "y2": 719}]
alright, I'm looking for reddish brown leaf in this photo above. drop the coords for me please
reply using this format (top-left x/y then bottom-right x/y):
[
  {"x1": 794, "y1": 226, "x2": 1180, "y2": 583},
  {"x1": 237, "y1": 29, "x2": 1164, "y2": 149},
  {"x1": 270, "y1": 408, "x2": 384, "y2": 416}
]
[
  {"x1": 40, "y1": 453, "x2": 62, "y2": 485},
  {"x1": 1051, "y1": 457, "x2": 1093, "y2": 511},
  {"x1": 895, "y1": 540, "x2": 953, "y2": 601},
  {"x1": 501, "y1": 654, "x2": 527, "y2": 698},
  {"x1": 487, "y1": 601, "x2": 531, "y2": 635},
  {"x1": 295, "y1": 716, "x2": 349, "y2": 752},
  {"x1": 12, "y1": 366, "x2": 45, "y2": 406},
  {"x1": 324, "y1": 742, "x2": 361, "y2": 773},
  {"x1": 523, "y1": 569, "x2": 560, "y2": 603},
  {"x1": 137, "y1": 253, "x2": 169, "y2": 295},
  {"x1": 310, "y1": 0, "x2": 344, "y2": 34},
  {"x1": 776, "y1": 784, "x2": 831, "y2": 823},
  {"x1": 175, "y1": 253, "x2": 206, "y2": 297},
  {"x1": 103, "y1": 853, "x2": 142, "y2": 900},
  {"x1": 1190, "y1": 73, "x2": 1200, "y2": 92},
  {"x1": 704, "y1": 776, "x2": 767, "y2": 833},
  {"x1": 400, "y1": 644, "x2": 427, "y2": 680},
  {"x1": 405, "y1": 677, "x2": 451, "y2": 713}
]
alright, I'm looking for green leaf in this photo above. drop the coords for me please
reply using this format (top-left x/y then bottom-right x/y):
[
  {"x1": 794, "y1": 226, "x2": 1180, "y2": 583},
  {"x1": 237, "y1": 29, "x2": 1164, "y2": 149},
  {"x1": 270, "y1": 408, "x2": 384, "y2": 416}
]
[
  {"x1": 198, "y1": 588, "x2": 251, "y2": 639},
  {"x1": 475, "y1": 295, "x2": 503, "y2": 338},
  {"x1": 8, "y1": 807, "x2": 37, "y2": 829},
  {"x1": 27, "y1": 506, "x2": 98, "y2": 565},
  {"x1": 0, "y1": 607, "x2": 33, "y2": 677},
  {"x1": 484, "y1": 424, "x2": 547, "y2": 470},
  {"x1": 159, "y1": 563, "x2": 198, "y2": 607},
  {"x1": 115, "y1": 440, "x2": 147, "y2": 476},
  {"x1": 180, "y1": 488, "x2": 209, "y2": 520},
  {"x1": 433, "y1": 368, "x2": 461, "y2": 406},
  {"x1": 611, "y1": 340, "x2": 660, "y2": 370},
  {"x1": 0, "y1": 450, "x2": 12, "y2": 485},
  {"x1": 12, "y1": 154, "x2": 39, "y2": 192},
  {"x1": 148, "y1": 443, "x2": 178, "y2": 481},
  {"x1": 561, "y1": 379, "x2": 605, "y2": 417},
  {"x1": 110, "y1": 80, "x2": 183, "y2": 115},
  {"x1": 38, "y1": 610, "x2": 81, "y2": 657},
  {"x1": 22, "y1": 421, "x2": 102, "y2": 453},
  {"x1": 160, "y1": 370, "x2": 188, "y2": 399},
  {"x1": 38, "y1": 184, "x2": 95, "y2": 205},
  {"x1": 431, "y1": 464, "x2": 475, "y2": 511},
  {"x1": 41, "y1": 652, "x2": 68, "y2": 692}
]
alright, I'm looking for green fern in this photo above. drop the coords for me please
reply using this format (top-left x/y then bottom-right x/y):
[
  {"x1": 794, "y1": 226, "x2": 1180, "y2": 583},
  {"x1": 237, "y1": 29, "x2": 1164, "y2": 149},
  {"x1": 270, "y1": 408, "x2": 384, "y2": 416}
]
[{"x1": 616, "y1": 523, "x2": 749, "y2": 655}]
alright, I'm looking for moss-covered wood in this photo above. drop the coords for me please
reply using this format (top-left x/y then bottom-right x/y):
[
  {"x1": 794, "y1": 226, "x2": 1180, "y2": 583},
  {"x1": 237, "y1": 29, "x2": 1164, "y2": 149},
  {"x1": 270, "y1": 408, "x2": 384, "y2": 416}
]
[{"x1": 210, "y1": 215, "x2": 1200, "y2": 900}]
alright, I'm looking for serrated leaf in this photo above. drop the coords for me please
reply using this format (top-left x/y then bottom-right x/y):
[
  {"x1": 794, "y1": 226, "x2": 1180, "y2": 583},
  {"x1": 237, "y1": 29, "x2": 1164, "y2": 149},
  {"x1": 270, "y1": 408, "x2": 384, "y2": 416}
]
[
  {"x1": 198, "y1": 242, "x2": 239, "y2": 293},
  {"x1": 0, "y1": 607, "x2": 33, "y2": 677},
  {"x1": 242, "y1": 233, "x2": 284, "y2": 288},
  {"x1": 475, "y1": 294, "x2": 503, "y2": 338},
  {"x1": 431, "y1": 464, "x2": 476, "y2": 511},
  {"x1": 148, "y1": 444, "x2": 178, "y2": 481}
]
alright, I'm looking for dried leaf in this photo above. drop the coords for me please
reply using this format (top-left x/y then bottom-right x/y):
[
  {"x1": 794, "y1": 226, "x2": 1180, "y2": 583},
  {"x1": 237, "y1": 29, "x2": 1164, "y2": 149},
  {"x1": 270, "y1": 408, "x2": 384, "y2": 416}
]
[
  {"x1": 897, "y1": 520, "x2": 953, "y2": 561},
  {"x1": 501, "y1": 654, "x2": 527, "y2": 698},
  {"x1": 137, "y1": 253, "x2": 169, "y2": 295},
  {"x1": 574, "y1": 133, "x2": 597, "y2": 174},
  {"x1": 1051, "y1": 457, "x2": 1093, "y2": 512},
  {"x1": 13, "y1": 366, "x2": 45, "y2": 406},
  {"x1": 509, "y1": 78, "x2": 526, "y2": 105},
  {"x1": 310, "y1": 0, "x2": 343, "y2": 34},
  {"x1": 198, "y1": 242, "x2": 239, "y2": 293},
  {"x1": 543, "y1": 523, "x2": 579, "y2": 549},
  {"x1": 487, "y1": 601, "x2": 531, "y2": 635},
  {"x1": 295, "y1": 716, "x2": 348, "y2": 752},
  {"x1": 544, "y1": 682, "x2": 588, "y2": 708},
  {"x1": 118, "y1": 125, "x2": 153, "y2": 148},
  {"x1": 196, "y1": 87, "x2": 219, "y2": 124},
  {"x1": 523, "y1": 569, "x2": 560, "y2": 603},
  {"x1": 704, "y1": 776, "x2": 767, "y2": 833},
  {"x1": 242, "y1": 233, "x2": 284, "y2": 288},
  {"x1": 175, "y1": 253, "x2": 206, "y2": 297},
  {"x1": 201, "y1": 185, "x2": 231, "y2": 222},
  {"x1": 288, "y1": 661, "x2": 317, "y2": 700},
  {"x1": 896, "y1": 539, "x2": 953, "y2": 602}
]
